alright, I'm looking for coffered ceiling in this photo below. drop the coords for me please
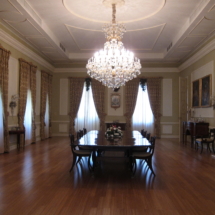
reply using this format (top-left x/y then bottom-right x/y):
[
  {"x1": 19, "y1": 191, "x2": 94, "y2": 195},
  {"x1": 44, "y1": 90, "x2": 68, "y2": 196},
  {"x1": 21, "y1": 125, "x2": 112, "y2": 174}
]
[{"x1": 1, "y1": 0, "x2": 215, "y2": 68}]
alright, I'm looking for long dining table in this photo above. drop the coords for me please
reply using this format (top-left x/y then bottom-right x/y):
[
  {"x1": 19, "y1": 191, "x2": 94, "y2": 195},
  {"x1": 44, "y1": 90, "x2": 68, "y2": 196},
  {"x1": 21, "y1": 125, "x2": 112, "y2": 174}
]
[{"x1": 76, "y1": 130, "x2": 151, "y2": 170}]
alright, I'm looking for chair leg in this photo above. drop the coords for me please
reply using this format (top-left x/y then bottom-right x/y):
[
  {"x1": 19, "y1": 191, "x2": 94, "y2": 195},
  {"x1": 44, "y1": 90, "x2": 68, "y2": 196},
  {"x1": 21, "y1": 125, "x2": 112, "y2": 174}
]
[
  {"x1": 147, "y1": 157, "x2": 155, "y2": 176},
  {"x1": 212, "y1": 142, "x2": 215, "y2": 153},
  {"x1": 76, "y1": 156, "x2": 82, "y2": 164},
  {"x1": 207, "y1": 143, "x2": 211, "y2": 152},
  {"x1": 132, "y1": 158, "x2": 137, "y2": 176},
  {"x1": 201, "y1": 143, "x2": 203, "y2": 154},
  {"x1": 70, "y1": 155, "x2": 77, "y2": 172},
  {"x1": 87, "y1": 155, "x2": 92, "y2": 171},
  {"x1": 195, "y1": 142, "x2": 198, "y2": 150},
  {"x1": 129, "y1": 156, "x2": 133, "y2": 170}
]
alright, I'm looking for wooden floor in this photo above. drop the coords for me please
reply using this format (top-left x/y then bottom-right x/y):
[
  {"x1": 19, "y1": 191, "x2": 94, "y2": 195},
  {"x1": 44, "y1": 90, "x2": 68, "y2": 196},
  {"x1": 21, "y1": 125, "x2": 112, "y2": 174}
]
[{"x1": 1, "y1": 137, "x2": 215, "y2": 215}]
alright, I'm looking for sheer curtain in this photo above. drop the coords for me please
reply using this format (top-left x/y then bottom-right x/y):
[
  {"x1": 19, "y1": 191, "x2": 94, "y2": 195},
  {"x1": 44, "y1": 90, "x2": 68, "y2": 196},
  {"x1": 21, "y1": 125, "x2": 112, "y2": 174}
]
[
  {"x1": 75, "y1": 83, "x2": 99, "y2": 132},
  {"x1": 44, "y1": 94, "x2": 49, "y2": 138},
  {"x1": 0, "y1": 91, "x2": 4, "y2": 153},
  {"x1": 24, "y1": 90, "x2": 32, "y2": 143},
  {"x1": 132, "y1": 85, "x2": 154, "y2": 134}
]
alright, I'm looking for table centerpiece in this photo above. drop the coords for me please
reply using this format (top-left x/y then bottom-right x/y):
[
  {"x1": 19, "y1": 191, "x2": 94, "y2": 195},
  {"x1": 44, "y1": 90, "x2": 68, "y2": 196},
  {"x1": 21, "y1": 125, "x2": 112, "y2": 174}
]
[{"x1": 105, "y1": 125, "x2": 123, "y2": 139}]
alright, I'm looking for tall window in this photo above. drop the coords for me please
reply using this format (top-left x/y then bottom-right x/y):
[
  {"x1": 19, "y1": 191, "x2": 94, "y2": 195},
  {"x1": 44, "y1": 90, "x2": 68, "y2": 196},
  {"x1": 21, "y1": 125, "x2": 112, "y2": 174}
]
[
  {"x1": 24, "y1": 90, "x2": 32, "y2": 144},
  {"x1": 75, "y1": 82, "x2": 99, "y2": 132},
  {"x1": 44, "y1": 94, "x2": 49, "y2": 138},
  {"x1": 132, "y1": 84, "x2": 154, "y2": 133},
  {"x1": 0, "y1": 91, "x2": 4, "y2": 153}
]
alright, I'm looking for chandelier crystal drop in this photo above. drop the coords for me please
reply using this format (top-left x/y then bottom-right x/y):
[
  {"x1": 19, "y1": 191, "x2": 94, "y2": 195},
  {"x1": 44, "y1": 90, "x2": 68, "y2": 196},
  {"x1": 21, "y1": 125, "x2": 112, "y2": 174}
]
[{"x1": 86, "y1": 3, "x2": 141, "y2": 89}]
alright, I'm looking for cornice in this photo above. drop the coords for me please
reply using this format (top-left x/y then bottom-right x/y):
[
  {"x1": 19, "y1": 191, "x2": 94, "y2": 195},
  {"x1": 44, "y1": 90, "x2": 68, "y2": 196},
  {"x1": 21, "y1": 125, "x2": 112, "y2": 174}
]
[
  {"x1": 179, "y1": 38, "x2": 215, "y2": 71},
  {"x1": 54, "y1": 67, "x2": 179, "y2": 73},
  {"x1": 0, "y1": 28, "x2": 55, "y2": 72}
]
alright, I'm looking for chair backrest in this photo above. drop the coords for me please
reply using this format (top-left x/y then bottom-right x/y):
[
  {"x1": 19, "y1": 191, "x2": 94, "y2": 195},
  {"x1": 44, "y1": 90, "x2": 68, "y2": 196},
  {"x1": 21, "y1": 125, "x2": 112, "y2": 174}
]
[
  {"x1": 79, "y1": 130, "x2": 84, "y2": 137},
  {"x1": 69, "y1": 134, "x2": 75, "y2": 144},
  {"x1": 149, "y1": 136, "x2": 156, "y2": 155},
  {"x1": 83, "y1": 128, "x2": 87, "y2": 135},
  {"x1": 209, "y1": 129, "x2": 215, "y2": 140},
  {"x1": 141, "y1": 129, "x2": 144, "y2": 136},
  {"x1": 146, "y1": 133, "x2": 151, "y2": 141},
  {"x1": 69, "y1": 134, "x2": 75, "y2": 151},
  {"x1": 143, "y1": 131, "x2": 147, "y2": 138},
  {"x1": 76, "y1": 131, "x2": 80, "y2": 140}
]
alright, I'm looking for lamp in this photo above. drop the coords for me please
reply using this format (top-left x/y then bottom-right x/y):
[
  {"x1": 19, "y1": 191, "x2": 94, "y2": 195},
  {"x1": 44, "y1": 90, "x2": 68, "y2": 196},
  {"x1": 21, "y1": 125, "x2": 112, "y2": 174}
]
[
  {"x1": 86, "y1": 1, "x2": 141, "y2": 89},
  {"x1": 9, "y1": 94, "x2": 19, "y2": 116}
]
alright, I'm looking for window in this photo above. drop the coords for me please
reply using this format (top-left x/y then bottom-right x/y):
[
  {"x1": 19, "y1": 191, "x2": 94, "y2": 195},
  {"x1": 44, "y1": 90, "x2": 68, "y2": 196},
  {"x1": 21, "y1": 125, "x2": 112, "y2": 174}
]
[
  {"x1": 24, "y1": 90, "x2": 32, "y2": 143},
  {"x1": 44, "y1": 94, "x2": 49, "y2": 138},
  {"x1": 132, "y1": 85, "x2": 154, "y2": 133},
  {"x1": 0, "y1": 91, "x2": 4, "y2": 153},
  {"x1": 75, "y1": 82, "x2": 99, "y2": 132}
]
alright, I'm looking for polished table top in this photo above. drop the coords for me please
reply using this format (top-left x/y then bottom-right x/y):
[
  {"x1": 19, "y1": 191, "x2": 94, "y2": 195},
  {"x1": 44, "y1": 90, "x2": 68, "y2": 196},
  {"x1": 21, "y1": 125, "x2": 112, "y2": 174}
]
[{"x1": 77, "y1": 130, "x2": 151, "y2": 149}]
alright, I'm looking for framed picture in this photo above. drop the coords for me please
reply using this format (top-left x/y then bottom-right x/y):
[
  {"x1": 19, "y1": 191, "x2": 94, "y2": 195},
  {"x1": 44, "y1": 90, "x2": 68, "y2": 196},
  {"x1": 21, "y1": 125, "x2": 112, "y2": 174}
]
[
  {"x1": 111, "y1": 93, "x2": 120, "y2": 109},
  {"x1": 192, "y1": 79, "x2": 200, "y2": 107},
  {"x1": 200, "y1": 75, "x2": 211, "y2": 107}
]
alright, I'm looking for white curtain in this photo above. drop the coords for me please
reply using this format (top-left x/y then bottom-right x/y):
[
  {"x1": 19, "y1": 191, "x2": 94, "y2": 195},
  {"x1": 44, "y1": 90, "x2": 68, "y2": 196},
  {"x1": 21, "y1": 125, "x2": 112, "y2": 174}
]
[
  {"x1": 0, "y1": 91, "x2": 4, "y2": 153},
  {"x1": 75, "y1": 83, "x2": 99, "y2": 132},
  {"x1": 132, "y1": 85, "x2": 154, "y2": 134},
  {"x1": 24, "y1": 90, "x2": 32, "y2": 142},
  {"x1": 44, "y1": 94, "x2": 49, "y2": 138}
]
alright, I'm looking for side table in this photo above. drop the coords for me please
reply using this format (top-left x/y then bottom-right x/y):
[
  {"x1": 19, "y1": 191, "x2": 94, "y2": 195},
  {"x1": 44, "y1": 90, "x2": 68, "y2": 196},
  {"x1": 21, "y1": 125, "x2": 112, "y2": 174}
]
[{"x1": 9, "y1": 129, "x2": 25, "y2": 149}]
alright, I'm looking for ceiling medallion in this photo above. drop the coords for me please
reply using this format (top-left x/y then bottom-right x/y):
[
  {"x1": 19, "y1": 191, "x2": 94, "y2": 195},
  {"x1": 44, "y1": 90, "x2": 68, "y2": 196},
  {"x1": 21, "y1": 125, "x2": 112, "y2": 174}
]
[{"x1": 86, "y1": 2, "x2": 141, "y2": 89}]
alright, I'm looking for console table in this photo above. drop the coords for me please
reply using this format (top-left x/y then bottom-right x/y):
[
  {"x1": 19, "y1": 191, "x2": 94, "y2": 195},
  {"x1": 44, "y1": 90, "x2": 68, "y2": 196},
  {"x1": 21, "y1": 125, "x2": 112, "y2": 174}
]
[
  {"x1": 182, "y1": 121, "x2": 209, "y2": 147},
  {"x1": 9, "y1": 129, "x2": 25, "y2": 149}
]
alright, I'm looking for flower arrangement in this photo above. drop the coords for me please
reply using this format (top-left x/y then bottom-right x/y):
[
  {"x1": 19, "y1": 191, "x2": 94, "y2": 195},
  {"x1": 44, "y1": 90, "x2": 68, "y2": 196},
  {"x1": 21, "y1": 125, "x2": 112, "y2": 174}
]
[{"x1": 105, "y1": 125, "x2": 123, "y2": 138}]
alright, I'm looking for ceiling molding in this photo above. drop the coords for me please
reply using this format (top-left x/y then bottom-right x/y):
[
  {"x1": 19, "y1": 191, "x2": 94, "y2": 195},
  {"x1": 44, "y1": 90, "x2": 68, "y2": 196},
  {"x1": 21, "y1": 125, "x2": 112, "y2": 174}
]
[
  {"x1": 179, "y1": 37, "x2": 215, "y2": 71},
  {"x1": 0, "y1": 27, "x2": 54, "y2": 71},
  {"x1": 54, "y1": 67, "x2": 179, "y2": 73},
  {"x1": 62, "y1": 0, "x2": 166, "y2": 24},
  {"x1": 54, "y1": 68, "x2": 87, "y2": 73}
]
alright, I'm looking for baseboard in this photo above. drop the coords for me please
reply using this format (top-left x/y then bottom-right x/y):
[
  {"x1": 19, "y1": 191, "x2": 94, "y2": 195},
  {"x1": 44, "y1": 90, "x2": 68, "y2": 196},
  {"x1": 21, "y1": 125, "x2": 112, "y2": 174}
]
[
  {"x1": 161, "y1": 135, "x2": 179, "y2": 139},
  {"x1": 52, "y1": 133, "x2": 69, "y2": 137}
]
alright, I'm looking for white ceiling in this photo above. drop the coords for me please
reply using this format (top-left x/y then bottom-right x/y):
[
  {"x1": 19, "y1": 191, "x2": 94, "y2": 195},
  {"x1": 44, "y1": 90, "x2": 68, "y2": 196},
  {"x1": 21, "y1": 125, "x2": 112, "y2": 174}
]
[{"x1": 1, "y1": 0, "x2": 215, "y2": 67}]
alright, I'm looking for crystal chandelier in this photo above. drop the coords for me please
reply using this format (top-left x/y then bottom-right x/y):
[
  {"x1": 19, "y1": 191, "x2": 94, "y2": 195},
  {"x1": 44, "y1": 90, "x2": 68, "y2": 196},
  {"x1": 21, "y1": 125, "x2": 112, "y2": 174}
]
[{"x1": 86, "y1": 3, "x2": 141, "y2": 89}]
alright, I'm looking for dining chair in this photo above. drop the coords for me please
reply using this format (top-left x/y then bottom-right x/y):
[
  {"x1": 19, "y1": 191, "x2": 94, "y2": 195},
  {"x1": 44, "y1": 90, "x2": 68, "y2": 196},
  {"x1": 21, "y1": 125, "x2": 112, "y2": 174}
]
[
  {"x1": 83, "y1": 128, "x2": 87, "y2": 135},
  {"x1": 76, "y1": 131, "x2": 81, "y2": 140},
  {"x1": 141, "y1": 129, "x2": 144, "y2": 137},
  {"x1": 142, "y1": 130, "x2": 147, "y2": 138},
  {"x1": 69, "y1": 134, "x2": 92, "y2": 172},
  {"x1": 130, "y1": 136, "x2": 156, "y2": 176},
  {"x1": 195, "y1": 129, "x2": 215, "y2": 154},
  {"x1": 146, "y1": 133, "x2": 151, "y2": 141},
  {"x1": 79, "y1": 130, "x2": 84, "y2": 137}
]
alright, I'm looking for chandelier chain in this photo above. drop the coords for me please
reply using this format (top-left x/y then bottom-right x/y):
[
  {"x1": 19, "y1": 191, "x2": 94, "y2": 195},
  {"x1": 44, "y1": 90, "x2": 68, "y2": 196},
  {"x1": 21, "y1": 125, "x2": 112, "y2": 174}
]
[{"x1": 112, "y1": 4, "x2": 116, "y2": 24}]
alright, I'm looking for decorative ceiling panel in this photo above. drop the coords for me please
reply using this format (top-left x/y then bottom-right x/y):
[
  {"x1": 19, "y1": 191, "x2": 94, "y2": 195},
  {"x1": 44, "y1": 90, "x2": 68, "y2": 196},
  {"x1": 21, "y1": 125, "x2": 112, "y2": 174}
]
[
  {"x1": 3, "y1": 18, "x2": 42, "y2": 36},
  {"x1": 26, "y1": 37, "x2": 54, "y2": 49},
  {"x1": 41, "y1": 51, "x2": 66, "y2": 60},
  {"x1": 0, "y1": 0, "x2": 215, "y2": 66},
  {"x1": 189, "y1": 17, "x2": 215, "y2": 36},
  {"x1": 179, "y1": 36, "x2": 206, "y2": 48}
]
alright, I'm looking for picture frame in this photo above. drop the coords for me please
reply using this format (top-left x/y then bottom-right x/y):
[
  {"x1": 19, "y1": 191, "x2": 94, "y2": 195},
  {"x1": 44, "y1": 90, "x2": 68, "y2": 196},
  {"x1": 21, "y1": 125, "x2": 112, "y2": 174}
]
[
  {"x1": 200, "y1": 74, "x2": 211, "y2": 107},
  {"x1": 192, "y1": 79, "x2": 200, "y2": 107},
  {"x1": 111, "y1": 93, "x2": 120, "y2": 109}
]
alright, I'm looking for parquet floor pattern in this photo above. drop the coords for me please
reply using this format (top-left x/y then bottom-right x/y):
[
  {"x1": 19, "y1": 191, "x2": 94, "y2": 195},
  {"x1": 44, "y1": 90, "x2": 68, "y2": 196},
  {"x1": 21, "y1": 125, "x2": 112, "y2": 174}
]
[{"x1": 0, "y1": 137, "x2": 215, "y2": 215}]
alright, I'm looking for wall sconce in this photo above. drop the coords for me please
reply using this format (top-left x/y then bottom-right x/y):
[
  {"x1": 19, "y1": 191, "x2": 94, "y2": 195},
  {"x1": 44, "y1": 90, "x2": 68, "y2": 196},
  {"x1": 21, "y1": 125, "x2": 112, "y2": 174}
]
[
  {"x1": 9, "y1": 94, "x2": 19, "y2": 116},
  {"x1": 187, "y1": 107, "x2": 195, "y2": 119}
]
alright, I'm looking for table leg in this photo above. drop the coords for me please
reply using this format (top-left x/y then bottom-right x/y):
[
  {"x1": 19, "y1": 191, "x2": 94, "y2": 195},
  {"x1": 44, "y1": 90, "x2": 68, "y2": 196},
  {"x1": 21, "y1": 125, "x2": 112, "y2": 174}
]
[{"x1": 212, "y1": 142, "x2": 215, "y2": 153}]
